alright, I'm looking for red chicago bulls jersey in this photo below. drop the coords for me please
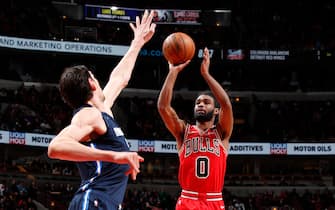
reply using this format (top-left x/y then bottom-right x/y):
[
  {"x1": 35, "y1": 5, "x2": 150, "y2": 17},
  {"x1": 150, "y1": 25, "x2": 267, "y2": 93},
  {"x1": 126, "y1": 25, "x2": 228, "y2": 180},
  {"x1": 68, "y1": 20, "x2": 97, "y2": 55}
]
[{"x1": 178, "y1": 124, "x2": 228, "y2": 193}]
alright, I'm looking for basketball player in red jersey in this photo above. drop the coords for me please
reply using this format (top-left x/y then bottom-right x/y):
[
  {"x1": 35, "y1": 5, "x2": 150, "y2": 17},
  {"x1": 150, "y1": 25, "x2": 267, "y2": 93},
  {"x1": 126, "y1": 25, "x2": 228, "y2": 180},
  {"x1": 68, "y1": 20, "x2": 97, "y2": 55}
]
[{"x1": 157, "y1": 47, "x2": 233, "y2": 210}]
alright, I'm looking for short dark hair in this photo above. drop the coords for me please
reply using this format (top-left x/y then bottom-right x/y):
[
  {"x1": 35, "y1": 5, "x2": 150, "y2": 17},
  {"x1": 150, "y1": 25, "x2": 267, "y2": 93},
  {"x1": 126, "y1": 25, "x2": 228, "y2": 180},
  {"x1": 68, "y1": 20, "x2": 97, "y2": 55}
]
[
  {"x1": 196, "y1": 91, "x2": 220, "y2": 108},
  {"x1": 59, "y1": 65, "x2": 93, "y2": 109}
]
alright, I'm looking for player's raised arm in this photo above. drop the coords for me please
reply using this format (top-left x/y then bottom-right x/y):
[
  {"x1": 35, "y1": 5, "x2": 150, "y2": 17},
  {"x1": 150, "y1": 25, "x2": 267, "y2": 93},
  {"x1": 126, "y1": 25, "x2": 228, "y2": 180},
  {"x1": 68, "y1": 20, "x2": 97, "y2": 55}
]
[
  {"x1": 103, "y1": 10, "x2": 156, "y2": 110},
  {"x1": 157, "y1": 61, "x2": 190, "y2": 149},
  {"x1": 200, "y1": 47, "x2": 233, "y2": 149}
]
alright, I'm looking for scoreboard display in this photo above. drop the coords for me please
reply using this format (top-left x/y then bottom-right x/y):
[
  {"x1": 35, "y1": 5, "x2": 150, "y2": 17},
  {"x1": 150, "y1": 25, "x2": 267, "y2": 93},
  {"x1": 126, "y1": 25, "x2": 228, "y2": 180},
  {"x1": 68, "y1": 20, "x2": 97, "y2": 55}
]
[
  {"x1": 84, "y1": 4, "x2": 201, "y2": 25},
  {"x1": 85, "y1": 4, "x2": 141, "y2": 22}
]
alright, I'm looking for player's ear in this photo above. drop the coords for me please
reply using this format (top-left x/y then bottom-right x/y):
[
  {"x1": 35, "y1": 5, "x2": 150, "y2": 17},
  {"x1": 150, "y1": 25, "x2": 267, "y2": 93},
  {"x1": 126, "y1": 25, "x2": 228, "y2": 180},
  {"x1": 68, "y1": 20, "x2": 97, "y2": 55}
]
[
  {"x1": 214, "y1": 108, "x2": 220, "y2": 115},
  {"x1": 88, "y1": 77, "x2": 97, "y2": 91}
]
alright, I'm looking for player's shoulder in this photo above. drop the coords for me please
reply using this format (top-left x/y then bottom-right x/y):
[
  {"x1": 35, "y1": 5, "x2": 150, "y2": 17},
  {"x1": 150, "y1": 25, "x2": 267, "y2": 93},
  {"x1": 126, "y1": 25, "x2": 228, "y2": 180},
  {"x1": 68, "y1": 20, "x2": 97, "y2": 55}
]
[{"x1": 73, "y1": 106, "x2": 103, "y2": 125}]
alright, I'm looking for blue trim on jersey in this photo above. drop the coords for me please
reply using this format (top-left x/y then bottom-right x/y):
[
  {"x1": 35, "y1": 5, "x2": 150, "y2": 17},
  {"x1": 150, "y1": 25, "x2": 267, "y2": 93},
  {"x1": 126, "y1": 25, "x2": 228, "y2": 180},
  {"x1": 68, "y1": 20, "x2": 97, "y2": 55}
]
[
  {"x1": 80, "y1": 143, "x2": 102, "y2": 191},
  {"x1": 82, "y1": 189, "x2": 91, "y2": 210},
  {"x1": 80, "y1": 183, "x2": 88, "y2": 191},
  {"x1": 90, "y1": 143, "x2": 102, "y2": 175}
]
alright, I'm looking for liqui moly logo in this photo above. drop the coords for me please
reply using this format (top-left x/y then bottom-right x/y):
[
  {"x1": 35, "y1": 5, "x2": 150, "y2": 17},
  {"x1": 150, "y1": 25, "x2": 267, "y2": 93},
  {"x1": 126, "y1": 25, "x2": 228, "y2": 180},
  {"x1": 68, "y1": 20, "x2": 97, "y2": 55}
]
[{"x1": 9, "y1": 132, "x2": 26, "y2": 145}]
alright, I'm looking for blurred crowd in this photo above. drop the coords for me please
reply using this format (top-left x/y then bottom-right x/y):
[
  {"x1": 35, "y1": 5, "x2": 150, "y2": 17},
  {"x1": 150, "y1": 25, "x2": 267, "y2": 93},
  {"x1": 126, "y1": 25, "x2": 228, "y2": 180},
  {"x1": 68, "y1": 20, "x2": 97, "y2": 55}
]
[
  {"x1": 1, "y1": 176, "x2": 334, "y2": 210},
  {"x1": 0, "y1": 86, "x2": 71, "y2": 135},
  {"x1": 0, "y1": 85, "x2": 334, "y2": 141}
]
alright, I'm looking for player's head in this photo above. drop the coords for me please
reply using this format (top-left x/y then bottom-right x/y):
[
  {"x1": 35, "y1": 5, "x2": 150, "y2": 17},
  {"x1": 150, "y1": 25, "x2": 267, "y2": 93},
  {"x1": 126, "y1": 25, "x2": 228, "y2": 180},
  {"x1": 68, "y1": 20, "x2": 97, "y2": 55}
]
[
  {"x1": 194, "y1": 92, "x2": 219, "y2": 123},
  {"x1": 59, "y1": 65, "x2": 101, "y2": 109}
]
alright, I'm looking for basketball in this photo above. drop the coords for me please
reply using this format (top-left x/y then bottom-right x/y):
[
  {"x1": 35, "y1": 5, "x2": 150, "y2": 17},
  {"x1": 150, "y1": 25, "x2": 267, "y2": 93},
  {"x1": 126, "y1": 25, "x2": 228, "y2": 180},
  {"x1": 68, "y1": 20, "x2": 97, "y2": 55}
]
[{"x1": 162, "y1": 32, "x2": 196, "y2": 65}]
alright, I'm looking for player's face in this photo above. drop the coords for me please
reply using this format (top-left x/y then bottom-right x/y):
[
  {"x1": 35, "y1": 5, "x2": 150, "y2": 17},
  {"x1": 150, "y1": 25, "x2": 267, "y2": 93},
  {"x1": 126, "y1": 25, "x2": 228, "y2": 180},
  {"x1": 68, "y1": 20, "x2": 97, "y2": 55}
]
[{"x1": 194, "y1": 95, "x2": 215, "y2": 122}]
